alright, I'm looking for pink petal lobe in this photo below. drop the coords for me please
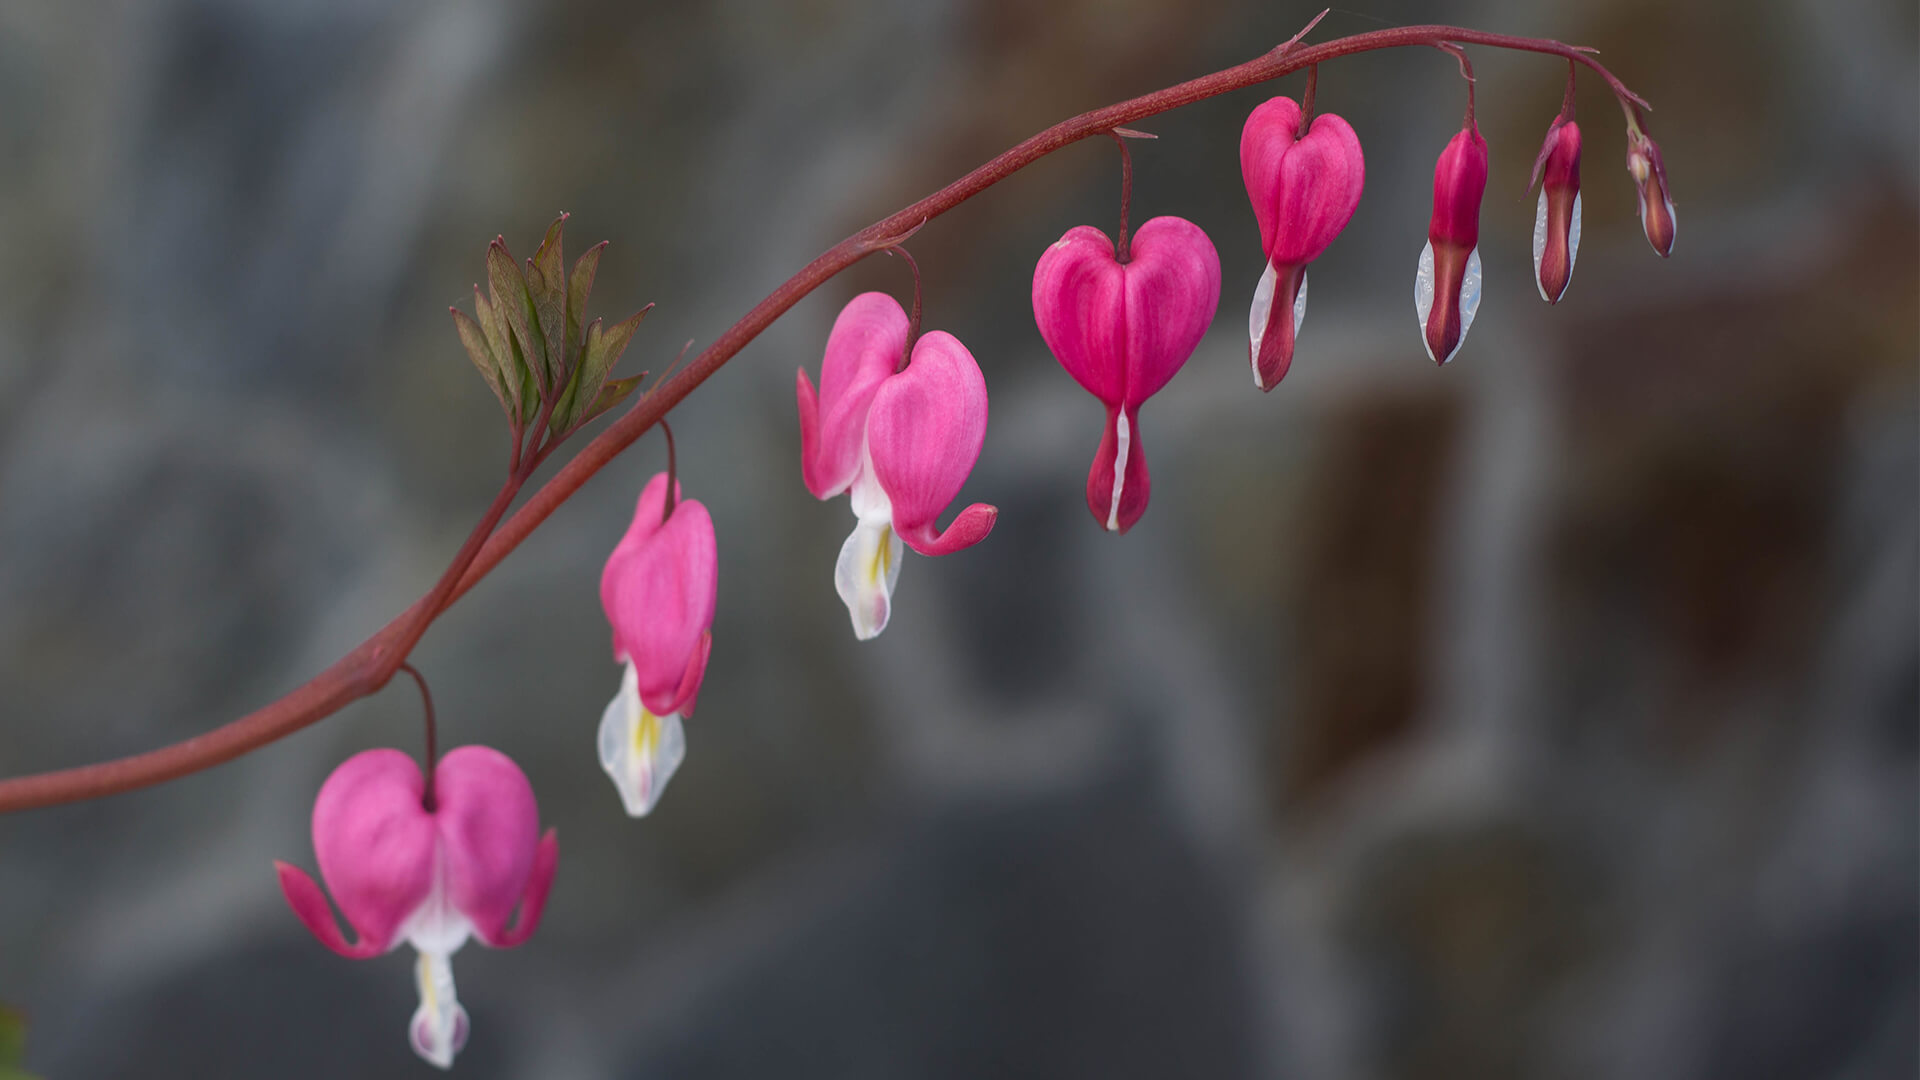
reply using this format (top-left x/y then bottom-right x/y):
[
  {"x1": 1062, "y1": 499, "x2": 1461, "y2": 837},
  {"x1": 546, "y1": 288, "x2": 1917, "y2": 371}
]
[
  {"x1": 275, "y1": 860, "x2": 385, "y2": 959},
  {"x1": 1032, "y1": 226, "x2": 1128, "y2": 404},
  {"x1": 1242, "y1": 99, "x2": 1365, "y2": 265},
  {"x1": 670, "y1": 630, "x2": 713, "y2": 718},
  {"x1": 599, "y1": 472, "x2": 679, "y2": 663},
  {"x1": 607, "y1": 490, "x2": 718, "y2": 716},
  {"x1": 485, "y1": 828, "x2": 558, "y2": 949},
  {"x1": 433, "y1": 746, "x2": 543, "y2": 947},
  {"x1": 1239, "y1": 96, "x2": 1302, "y2": 256},
  {"x1": 1122, "y1": 216, "x2": 1220, "y2": 405},
  {"x1": 796, "y1": 367, "x2": 822, "y2": 491},
  {"x1": 1085, "y1": 404, "x2": 1151, "y2": 534},
  {"x1": 868, "y1": 330, "x2": 994, "y2": 556},
  {"x1": 801, "y1": 292, "x2": 907, "y2": 499},
  {"x1": 1428, "y1": 127, "x2": 1489, "y2": 249},
  {"x1": 308, "y1": 749, "x2": 436, "y2": 955}
]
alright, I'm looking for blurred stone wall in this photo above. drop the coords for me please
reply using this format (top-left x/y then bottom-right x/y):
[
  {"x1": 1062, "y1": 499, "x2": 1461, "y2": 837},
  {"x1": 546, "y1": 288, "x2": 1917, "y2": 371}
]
[{"x1": 0, "y1": 0, "x2": 1913, "y2": 1077}]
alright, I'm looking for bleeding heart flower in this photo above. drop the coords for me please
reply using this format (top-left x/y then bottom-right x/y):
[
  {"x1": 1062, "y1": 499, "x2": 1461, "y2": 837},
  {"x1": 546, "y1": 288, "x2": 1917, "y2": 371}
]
[
  {"x1": 1031, "y1": 215, "x2": 1220, "y2": 533},
  {"x1": 1626, "y1": 125, "x2": 1676, "y2": 258},
  {"x1": 598, "y1": 471, "x2": 717, "y2": 817},
  {"x1": 1239, "y1": 95, "x2": 1365, "y2": 389},
  {"x1": 1414, "y1": 123, "x2": 1490, "y2": 365},
  {"x1": 797, "y1": 292, "x2": 997, "y2": 640},
  {"x1": 1529, "y1": 116, "x2": 1583, "y2": 304},
  {"x1": 275, "y1": 747, "x2": 558, "y2": 1070}
]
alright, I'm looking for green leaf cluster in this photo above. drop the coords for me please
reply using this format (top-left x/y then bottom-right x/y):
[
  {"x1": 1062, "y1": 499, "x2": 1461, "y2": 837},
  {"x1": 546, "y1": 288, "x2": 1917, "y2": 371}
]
[{"x1": 450, "y1": 214, "x2": 649, "y2": 439}]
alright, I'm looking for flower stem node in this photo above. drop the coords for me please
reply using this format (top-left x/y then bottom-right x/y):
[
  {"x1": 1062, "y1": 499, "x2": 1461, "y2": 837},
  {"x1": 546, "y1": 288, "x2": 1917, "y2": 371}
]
[
  {"x1": 797, "y1": 293, "x2": 997, "y2": 640},
  {"x1": 274, "y1": 747, "x2": 559, "y2": 1070},
  {"x1": 1032, "y1": 217, "x2": 1220, "y2": 534},
  {"x1": 598, "y1": 472, "x2": 717, "y2": 816},
  {"x1": 1238, "y1": 95, "x2": 1365, "y2": 389},
  {"x1": 1415, "y1": 124, "x2": 1490, "y2": 366}
]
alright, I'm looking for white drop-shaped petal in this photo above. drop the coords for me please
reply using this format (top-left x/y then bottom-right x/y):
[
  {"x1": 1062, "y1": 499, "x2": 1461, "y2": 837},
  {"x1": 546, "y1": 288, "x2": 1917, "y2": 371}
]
[
  {"x1": 1414, "y1": 241, "x2": 1436, "y2": 331},
  {"x1": 833, "y1": 516, "x2": 904, "y2": 640},
  {"x1": 409, "y1": 949, "x2": 469, "y2": 1070},
  {"x1": 1248, "y1": 262, "x2": 1309, "y2": 388},
  {"x1": 1568, "y1": 192, "x2": 1583, "y2": 272},
  {"x1": 1533, "y1": 191, "x2": 1584, "y2": 302},
  {"x1": 1104, "y1": 410, "x2": 1132, "y2": 532},
  {"x1": 1248, "y1": 260, "x2": 1277, "y2": 386},
  {"x1": 1414, "y1": 243, "x2": 1485, "y2": 366},
  {"x1": 598, "y1": 659, "x2": 686, "y2": 817},
  {"x1": 1532, "y1": 189, "x2": 1550, "y2": 300},
  {"x1": 1456, "y1": 247, "x2": 1483, "y2": 353}
]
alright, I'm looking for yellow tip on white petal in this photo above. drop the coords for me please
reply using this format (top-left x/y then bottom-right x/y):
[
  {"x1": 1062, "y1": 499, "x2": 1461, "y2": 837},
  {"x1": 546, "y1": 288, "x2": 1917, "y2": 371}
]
[
  {"x1": 834, "y1": 517, "x2": 903, "y2": 640},
  {"x1": 598, "y1": 660, "x2": 686, "y2": 817}
]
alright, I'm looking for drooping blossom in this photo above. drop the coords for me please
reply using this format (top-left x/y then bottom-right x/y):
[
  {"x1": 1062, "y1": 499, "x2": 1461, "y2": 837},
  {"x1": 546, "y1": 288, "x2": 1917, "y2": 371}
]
[
  {"x1": 1414, "y1": 123, "x2": 1490, "y2": 365},
  {"x1": 796, "y1": 292, "x2": 997, "y2": 639},
  {"x1": 1626, "y1": 125, "x2": 1676, "y2": 258},
  {"x1": 1239, "y1": 95, "x2": 1365, "y2": 389},
  {"x1": 276, "y1": 747, "x2": 558, "y2": 1069},
  {"x1": 598, "y1": 470, "x2": 717, "y2": 816},
  {"x1": 1031, "y1": 216, "x2": 1220, "y2": 533},
  {"x1": 1529, "y1": 115, "x2": 1583, "y2": 304}
]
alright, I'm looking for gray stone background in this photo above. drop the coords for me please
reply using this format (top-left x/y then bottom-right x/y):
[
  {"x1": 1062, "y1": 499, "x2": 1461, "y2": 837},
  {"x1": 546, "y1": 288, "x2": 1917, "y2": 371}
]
[{"x1": 0, "y1": 0, "x2": 1914, "y2": 1077}]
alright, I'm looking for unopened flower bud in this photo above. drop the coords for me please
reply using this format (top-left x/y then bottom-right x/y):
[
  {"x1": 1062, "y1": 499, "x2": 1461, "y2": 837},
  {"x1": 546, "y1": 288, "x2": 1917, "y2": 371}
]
[
  {"x1": 1626, "y1": 127, "x2": 1675, "y2": 257},
  {"x1": 1530, "y1": 117, "x2": 1582, "y2": 303},
  {"x1": 1414, "y1": 125, "x2": 1489, "y2": 365}
]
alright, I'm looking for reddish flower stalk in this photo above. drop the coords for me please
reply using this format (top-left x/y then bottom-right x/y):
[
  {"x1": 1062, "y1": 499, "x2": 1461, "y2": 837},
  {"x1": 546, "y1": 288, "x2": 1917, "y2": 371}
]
[{"x1": 0, "y1": 16, "x2": 1655, "y2": 813}]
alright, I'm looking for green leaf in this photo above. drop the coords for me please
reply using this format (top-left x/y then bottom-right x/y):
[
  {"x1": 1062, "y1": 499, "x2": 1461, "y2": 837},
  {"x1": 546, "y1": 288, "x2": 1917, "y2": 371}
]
[
  {"x1": 529, "y1": 216, "x2": 568, "y2": 386},
  {"x1": 473, "y1": 284, "x2": 524, "y2": 421},
  {"x1": 516, "y1": 347, "x2": 541, "y2": 426},
  {"x1": 450, "y1": 307, "x2": 510, "y2": 417},
  {"x1": 571, "y1": 305, "x2": 650, "y2": 428},
  {"x1": 566, "y1": 241, "x2": 606, "y2": 368},
  {"x1": 546, "y1": 316, "x2": 595, "y2": 435},
  {"x1": 585, "y1": 373, "x2": 646, "y2": 424},
  {"x1": 486, "y1": 238, "x2": 548, "y2": 395}
]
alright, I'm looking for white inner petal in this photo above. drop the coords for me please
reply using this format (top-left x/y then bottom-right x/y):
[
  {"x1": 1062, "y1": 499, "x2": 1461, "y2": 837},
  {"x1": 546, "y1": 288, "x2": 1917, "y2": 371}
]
[
  {"x1": 409, "y1": 949, "x2": 469, "y2": 1070},
  {"x1": 1413, "y1": 241, "x2": 1436, "y2": 330},
  {"x1": 1248, "y1": 260, "x2": 1276, "y2": 386},
  {"x1": 1568, "y1": 192, "x2": 1584, "y2": 272},
  {"x1": 400, "y1": 852, "x2": 474, "y2": 1073},
  {"x1": 1532, "y1": 189, "x2": 1550, "y2": 300},
  {"x1": 834, "y1": 516, "x2": 904, "y2": 640},
  {"x1": 846, "y1": 435, "x2": 892, "y2": 523},
  {"x1": 1292, "y1": 269, "x2": 1309, "y2": 336},
  {"x1": 1455, "y1": 247, "x2": 1483, "y2": 357},
  {"x1": 598, "y1": 659, "x2": 686, "y2": 817},
  {"x1": 1105, "y1": 411, "x2": 1131, "y2": 532}
]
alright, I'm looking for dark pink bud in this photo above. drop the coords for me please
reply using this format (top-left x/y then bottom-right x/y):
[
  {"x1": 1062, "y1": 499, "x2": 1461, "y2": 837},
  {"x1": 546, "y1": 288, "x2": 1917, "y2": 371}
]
[
  {"x1": 1239, "y1": 96, "x2": 1365, "y2": 390},
  {"x1": 1529, "y1": 118, "x2": 1582, "y2": 303},
  {"x1": 1626, "y1": 127, "x2": 1676, "y2": 258},
  {"x1": 1414, "y1": 125, "x2": 1489, "y2": 366}
]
